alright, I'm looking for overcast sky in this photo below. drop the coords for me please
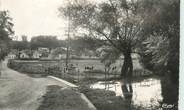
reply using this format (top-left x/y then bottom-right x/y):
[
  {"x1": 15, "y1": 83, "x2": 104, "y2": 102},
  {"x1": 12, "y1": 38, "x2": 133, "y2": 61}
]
[{"x1": 0, "y1": 0, "x2": 69, "y2": 40}]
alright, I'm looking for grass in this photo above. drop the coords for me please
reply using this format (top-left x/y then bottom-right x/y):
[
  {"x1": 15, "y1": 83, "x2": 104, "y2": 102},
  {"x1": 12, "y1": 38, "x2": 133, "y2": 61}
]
[
  {"x1": 37, "y1": 84, "x2": 154, "y2": 110},
  {"x1": 37, "y1": 85, "x2": 92, "y2": 110},
  {"x1": 79, "y1": 85, "x2": 162, "y2": 110},
  {"x1": 79, "y1": 86, "x2": 136, "y2": 110}
]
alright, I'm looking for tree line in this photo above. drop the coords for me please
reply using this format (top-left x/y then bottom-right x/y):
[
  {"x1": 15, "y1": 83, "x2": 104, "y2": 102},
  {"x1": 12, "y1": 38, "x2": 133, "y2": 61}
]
[
  {"x1": 10, "y1": 35, "x2": 104, "y2": 53},
  {"x1": 0, "y1": 11, "x2": 14, "y2": 61}
]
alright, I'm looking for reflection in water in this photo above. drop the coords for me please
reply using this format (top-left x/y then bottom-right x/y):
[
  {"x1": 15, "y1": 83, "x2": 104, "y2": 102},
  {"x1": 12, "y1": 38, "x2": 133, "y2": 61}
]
[
  {"x1": 90, "y1": 78, "x2": 163, "y2": 108},
  {"x1": 121, "y1": 81, "x2": 133, "y2": 109}
]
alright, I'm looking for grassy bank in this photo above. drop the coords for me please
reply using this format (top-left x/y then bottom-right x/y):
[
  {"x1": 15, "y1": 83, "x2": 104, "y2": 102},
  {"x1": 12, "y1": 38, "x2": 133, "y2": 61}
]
[
  {"x1": 79, "y1": 86, "x2": 130, "y2": 110},
  {"x1": 37, "y1": 85, "x2": 135, "y2": 110},
  {"x1": 37, "y1": 85, "x2": 92, "y2": 110}
]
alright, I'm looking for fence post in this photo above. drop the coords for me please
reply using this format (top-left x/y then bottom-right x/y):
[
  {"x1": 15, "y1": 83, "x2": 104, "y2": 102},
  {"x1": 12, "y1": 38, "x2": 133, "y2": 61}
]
[
  {"x1": 105, "y1": 67, "x2": 107, "y2": 90},
  {"x1": 77, "y1": 68, "x2": 80, "y2": 82},
  {"x1": 0, "y1": 61, "x2": 2, "y2": 77}
]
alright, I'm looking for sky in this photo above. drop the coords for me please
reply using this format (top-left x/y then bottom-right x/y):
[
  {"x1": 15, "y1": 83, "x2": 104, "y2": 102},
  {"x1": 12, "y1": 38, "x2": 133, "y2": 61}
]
[
  {"x1": 0, "y1": 0, "x2": 69, "y2": 40},
  {"x1": 0, "y1": 0, "x2": 107, "y2": 41}
]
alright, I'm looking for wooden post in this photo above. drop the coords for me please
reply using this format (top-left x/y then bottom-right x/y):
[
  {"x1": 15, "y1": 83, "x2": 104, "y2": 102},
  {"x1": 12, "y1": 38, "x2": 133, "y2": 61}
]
[
  {"x1": 77, "y1": 68, "x2": 80, "y2": 82},
  {"x1": 105, "y1": 67, "x2": 107, "y2": 90},
  {"x1": 115, "y1": 82, "x2": 117, "y2": 92},
  {"x1": 0, "y1": 61, "x2": 2, "y2": 77}
]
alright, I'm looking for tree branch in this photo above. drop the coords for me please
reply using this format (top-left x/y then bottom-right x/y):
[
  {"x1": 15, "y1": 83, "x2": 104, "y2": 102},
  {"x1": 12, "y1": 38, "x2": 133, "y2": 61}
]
[{"x1": 95, "y1": 28, "x2": 124, "y2": 52}]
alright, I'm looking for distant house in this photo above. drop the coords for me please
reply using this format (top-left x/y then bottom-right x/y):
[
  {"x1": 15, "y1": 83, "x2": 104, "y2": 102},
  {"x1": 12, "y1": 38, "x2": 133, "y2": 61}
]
[
  {"x1": 18, "y1": 49, "x2": 33, "y2": 59},
  {"x1": 37, "y1": 48, "x2": 49, "y2": 58},
  {"x1": 8, "y1": 53, "x2": 17, "y2": 59},
  {"x1": 8, "y1": 50, "x2": 18, "y2": 59},
  {"x1": 70, "y1": 54, "x2": 79, "y2": 59},
  {"x1": 38, "y1": 47, "x2": 50, "y2": 53},
  {"x1": 80, "y1": 53, "x2": 90, "y2": 59},
  {"x1": 48, "y1": 47, "x2": 67, "y2": 59},
  {"x1": 32, "y1": 51, "x2": 42, "y2": 59},
  {"x1": 20, "y1": 52, "x2": 30, "y2": 59},
  {"x1": 53, "y1": 54, "x2": 66, "y2": 59}
]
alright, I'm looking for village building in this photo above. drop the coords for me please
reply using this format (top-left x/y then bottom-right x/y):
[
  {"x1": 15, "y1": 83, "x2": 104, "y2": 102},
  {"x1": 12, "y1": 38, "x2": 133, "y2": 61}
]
[
  {"x1": 48, "y1": 47, "x2": 67, "y2": 59},
  {"x1": 32, "y1": 51, "x2": 42, "y2": 59},
  {"x1": 20, "y1": 52, "x2": 30, "y2": 59},
  {"x1": 8, "y1": 53, "x2": 17, "y2": 59},
  {"x1": 38, "y1": 47, "x2": 50, "y2": 53},
  {"x1": 8, "y1": 49, "x2": 18, "y2": 59}
]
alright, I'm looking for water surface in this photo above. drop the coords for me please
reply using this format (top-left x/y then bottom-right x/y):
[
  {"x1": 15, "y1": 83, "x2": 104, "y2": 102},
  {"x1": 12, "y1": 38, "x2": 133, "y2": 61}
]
[{"x1": 90, "y1": 77, "x2": 163, "y2": 108}]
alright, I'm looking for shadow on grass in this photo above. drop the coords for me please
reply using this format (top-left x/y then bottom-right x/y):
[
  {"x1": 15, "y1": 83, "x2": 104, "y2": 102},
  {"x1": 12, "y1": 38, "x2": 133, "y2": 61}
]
[{"x1": 37, "y1": 85, "x2": 93, "y2": 110}]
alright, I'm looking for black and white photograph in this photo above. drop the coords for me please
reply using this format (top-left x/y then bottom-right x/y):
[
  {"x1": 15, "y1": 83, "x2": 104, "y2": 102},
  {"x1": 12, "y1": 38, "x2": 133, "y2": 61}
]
[{"x1": 0, "y1": 0, "x2": 180, "y2": 110}]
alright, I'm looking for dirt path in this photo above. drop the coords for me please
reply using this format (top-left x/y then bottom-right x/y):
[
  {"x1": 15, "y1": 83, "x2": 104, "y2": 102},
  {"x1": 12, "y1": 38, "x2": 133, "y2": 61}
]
[{"x1": 0, "y1": 59, "x2": 68, "y2": 110}]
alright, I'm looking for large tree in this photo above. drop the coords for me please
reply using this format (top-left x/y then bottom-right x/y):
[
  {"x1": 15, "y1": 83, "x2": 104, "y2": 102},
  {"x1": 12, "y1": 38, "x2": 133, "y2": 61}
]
[
  {"x1": 0, "y1": 10, "x2": 14, "y2": 60},
  {"x1": 60, "y1": 0, "x2": 142, "y2": 80},
  {"x1": 138, "y1": 0, "x2": 179, "y2": 107},
  {"x1": 59, "y1": 0, "x2": 145, "y2": 103}
]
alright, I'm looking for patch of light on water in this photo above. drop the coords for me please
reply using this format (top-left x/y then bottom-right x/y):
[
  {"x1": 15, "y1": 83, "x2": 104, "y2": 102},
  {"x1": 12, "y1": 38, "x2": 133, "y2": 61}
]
[
  {"x1": 90, "y1": 78, "x2": 163, "y2": 108},
  {"x1": 132, "y1": 79, "x2": 163, "y2": 107}
]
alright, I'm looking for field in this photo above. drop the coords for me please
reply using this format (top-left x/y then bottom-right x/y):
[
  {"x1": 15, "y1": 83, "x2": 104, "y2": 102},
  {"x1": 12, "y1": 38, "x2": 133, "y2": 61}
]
[
  {"x1": 8, "y1": 58, "x2": 150, "y2": 82},
  {"x1": 9, "y1": 58, "x2": 142, "y2": 71}
]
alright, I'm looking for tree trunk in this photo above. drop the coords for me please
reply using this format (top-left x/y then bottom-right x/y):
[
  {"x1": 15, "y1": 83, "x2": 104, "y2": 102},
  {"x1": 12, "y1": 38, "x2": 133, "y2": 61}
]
[
  {"x1": 120, "y1": 51, "x2": 133, "y2": 100},
  {"x1": 121, "y1": 52, "x2": 133, "y2": 80}
]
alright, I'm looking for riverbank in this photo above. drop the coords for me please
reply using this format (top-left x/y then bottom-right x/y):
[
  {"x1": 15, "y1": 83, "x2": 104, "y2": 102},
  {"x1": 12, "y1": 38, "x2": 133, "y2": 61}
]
[
  {"x1": 79, "y1": 85, "x2": 131, "y2": 110},
  {"x1": 37, "y1": 85, "x2": 95, "y2": 110}
]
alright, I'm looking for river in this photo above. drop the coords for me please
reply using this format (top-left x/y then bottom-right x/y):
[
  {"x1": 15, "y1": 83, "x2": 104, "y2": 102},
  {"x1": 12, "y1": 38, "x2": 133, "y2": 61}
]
[{"x1": 90, "y1": 77, "x2": 163, "y2": 108}]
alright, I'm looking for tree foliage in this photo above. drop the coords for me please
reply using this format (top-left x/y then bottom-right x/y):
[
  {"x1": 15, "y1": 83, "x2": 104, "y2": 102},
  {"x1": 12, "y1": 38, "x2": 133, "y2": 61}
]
[
  {"x1": 10, "y1": 35, "x2": 30, "y2": 50},
  {"x1": 0, "y1": 10, "x2": 14, "y2": 60},
  {"x1": 139, "y1": 0, "x2": 179, "y2": 79},
  {"x1": 138, "y1": 0, "x2": 179, "y2": 105},
  {"x1": 30, "y1": 35, "x2": 60, "y2": 49},
  {"x1": 10, "y1": 41, "x2": 29, "y2": 51},
  {"x1": 70, "y1": 36, "x2": 103, "y2": 55}
]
